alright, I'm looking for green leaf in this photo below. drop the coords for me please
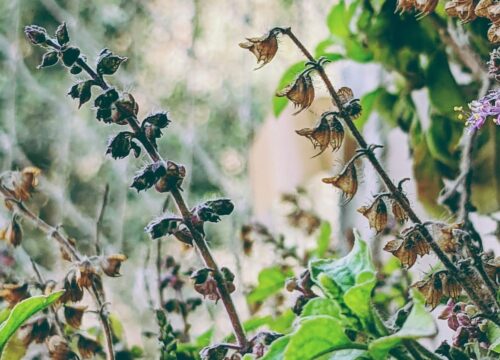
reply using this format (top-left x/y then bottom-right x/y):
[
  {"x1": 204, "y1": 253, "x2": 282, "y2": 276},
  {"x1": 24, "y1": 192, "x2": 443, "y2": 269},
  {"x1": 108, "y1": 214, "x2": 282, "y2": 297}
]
[
  {"x1": 261, "y1": 335, "x2": 291, "y2": 360},
  {"x1": 247, "y1": 266, "x2": 293, "y2": 304},
  {"x1": 301, "y1": 298, "x2": 343, "y2": 318},
  {"x1": 0, "y1": 309, "x2": 9, "y2": 327},
  {"x1": 485, "y1": 320, "x2": 500, "y2": 353},
  {"x1": 0, "y1": 291, "x2": 64, "y2": 354},
  {"x1": 345, "y1": 38, "x2": 373, "y2": 63},
  {"x1": 426, "y1": 114, "x2": 461, "y2": 168},
  {"x1": 322, "y1": 349, "x2": 370, "y2": 360},
  {"x1": 368, "y1": 289, "x2": 437, "y2": 360},
  {"x1": 0, "y1": 334, "x2": 26, "y2": 360},
  {"x1": 355, "y1": 88, "x2": 384, "y2": 130},
  {"x1": 109, "y1": 313, "x2": 125, "y2": 342},
  {"x1": 315, "y1": 222, "x2": 331, "y2": 258},
  {"x1": 309, "y1": 230, "x2": 376, "y2": 325},
  {"x1": 195, "y1": 328, "x2": 214, "y2": 348},
  {"x1": 327, "y1": 0, "x2": 350, "y2": 40}
]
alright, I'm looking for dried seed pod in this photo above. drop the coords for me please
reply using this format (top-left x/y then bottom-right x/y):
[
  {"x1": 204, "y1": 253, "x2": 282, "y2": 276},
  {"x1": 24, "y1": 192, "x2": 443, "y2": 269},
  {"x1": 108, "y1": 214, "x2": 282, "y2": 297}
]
[
  {"x1": 112, "y1": 92, "x2": 139, "y2": 124},
  {"x1": 10, "y1": 166, "x2": 41, "y2": 201},
  {"x1": 486, "y1": 2, "x2": 500, "y2": 22},
  {"x1": 475, "y1": 0, "x2": 493, "y2": 17},
  {"x1": 438, "y1": 272, "x2": 462, "y2": 299},
  {"x1": 0, "y1": 283, "x2": 29, "y2": 306},
  {"x1": 37, "y1": 51, "x2": 59, "y2": 69},
  {"x1": 145, "y1": 214, "x2": 182, "y2": 240},
  {"x1": 384, "y1": 239, "x2": 417, "y2": 268},
  {"x1": 77, "y1": 334, "x2": 103, "y2": 359},
  {"x1": 434, "y1": 223, "x2": 461, "y2": 254},
  {"x1": 194, "y1": 198, "x2": 235, "y2": 223},
  {"x1": 154, "y1": 161, "x2": 186, "y2": 192},
  {"x1": 76, "y1": 260, "x2": 99, "y2": 289},
  {"x1": 240, "y1": 225, "x2": 253, "y2": 255},
  {"x1": 296, "y1": 114, "x2": 332, "y2": 157},
  {"x1": 357, "y1": 197, "x2": 388, "y2": 233},
  {"x1": 96, "y1": 48, "x2": 127, "y2": 76},
  {"x1": 0, "y1": 215, "x2": 23, "y2": 247},
  {"x1": 100, "y1": 254, "x2": 127, "y2": 277},
  {"x1": 59, "y1": 270, "x2": 84, "y2": 303},
  {"x1": 172, "y1": 226, "x2": 194, "y2": 246},
  {"x1": 239, "y1": 30, "x2": 280, "y2": 69},
  {"x1": 391, "y1": 199, "x2": 408, "y2": 224},
  {"x1": 191, "y1": 268, "x2": 220, "y2": 302},
  {"x1": 488, "y1": 24, "x2": 500, "y2": 44},
  {"x1": 69, "y1": 64, "x2": 82, "y2": 74},
  {"x1": 61, "y1": 46, "x2": 80, "y2": 67},
  {"x1": 64, "y1": 304, "x2": 87, "y2": 328},
  {"x1": 415, "y1": 0, "x2": 439, "y2": 15},
  {"x1": 68, "y1": 80, "x2": 95, "y2": 108},
  {"x1": 19, "y1": 316, "x2": 51, "y2": 346},
  {"x1": 484, "y1": 256, "x2": 500, "y2": 284},
  {"x1": 47, "y1": 335, "x2": 79, "y2": 360},
  {"x1": 322, "y1": 161, "x2": 358, "y2": 203},
  {"x1": 131, "y1": 161, "x2": 166, "y2": 192},
  {"x1": 337, "y1": 87, "x2": 354, "y2": 104},
  {"x1": 55, "y1": 22, "x2": 70, "y2": 46},
  {"x1": 413, "y1": 273, "x2": 444, "y2": 310},
  {"x1": 200, "y1": 344, "x2": 229, "y2": 360},
  {"x1": 94, "y1": 88, "x2": 119, "y2": 109},
  {"x1": 276, "y1": 72, "x2": 315, "y2": 115},
  {"x1": 24, "y1": 25, "x2": 48, "y2": 45},
  {"x1": 329, "y1": 117, "x2": 344, "y2": 151},
  {"x1": 396, "y1": 0, "x2": 417, "y2": 13},
  {"x1": 106, "y1": 131, "x2": 141, "y2": 159}
]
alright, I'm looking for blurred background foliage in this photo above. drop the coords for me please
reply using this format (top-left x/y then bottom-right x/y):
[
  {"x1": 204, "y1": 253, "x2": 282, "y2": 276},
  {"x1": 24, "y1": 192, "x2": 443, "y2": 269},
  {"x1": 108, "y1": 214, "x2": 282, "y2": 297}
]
[{"x1": 1, "y1": 0, "x2": 499, "y2": 358}]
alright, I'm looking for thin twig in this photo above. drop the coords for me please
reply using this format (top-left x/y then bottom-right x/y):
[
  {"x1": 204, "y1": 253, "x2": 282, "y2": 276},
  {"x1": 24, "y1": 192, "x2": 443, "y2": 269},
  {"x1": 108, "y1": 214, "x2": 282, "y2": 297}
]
[
  {"x1": 156, "y1": 238, "x2": 164, "y2": 307},
  {"x1": 143, "y1": 246, "x2": 155, "y2": 310},
  {"x1": 278, "y1": 27, "x2": 499, "y2": 324},
  {"x1": 95, "y1": 183, "x2": 110, "y2": 255}
]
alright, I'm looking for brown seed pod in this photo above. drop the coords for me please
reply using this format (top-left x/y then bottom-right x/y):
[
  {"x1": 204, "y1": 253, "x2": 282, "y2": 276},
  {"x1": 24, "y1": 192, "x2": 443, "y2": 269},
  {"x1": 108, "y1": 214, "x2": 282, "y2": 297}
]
[
  {"x1": 434, "y1": 223, "x2": 461, "y2": 254},
  {"x1": 484, "y1": 256, "x2": 500, "y2": 284},
  {"x1": 391, "y1": 199, "x2": 408, "y2": 225},
  {"x1": 329, "y1": 117, "x2": 344, "y2": 151},
  {"x1": 239, "y1": 30, "x2": 279, "y2": 69},
  {"x1": 337, "y1": 87, "x2": 354, "y2": 105},
  {"x1": 154, "y1": 160, "x2": 186, "y2": 193},
  {"x1": 276, "y1": 73, "x2": 315, "y2": 115},
  {"x1": 59, "y1": 269, "x2": 84, "y2": 304},
  {"x1": 322, "y1": 161, "x2": 358, "y2": 203},
  {"x1": 47, "y1": 335, "x2": 79, "y2": 360},
  {"x1": 100, "y1": 254, "x2": 127, "y2": 277},
  {"x1": 413, "y1": 273, "x2": 444, "y2": 310},
  {"x1": 0, "y1": 283, "x2": 29, "y2": 306},
  {"x1": 77, "y1": 334, "x2": 103, "y2": 359},
  {"x1": 396, "y1": 0, "x2": 417, "y2": 13},
  {"x1": 415, "y1": 0, "x2": 439, "y2": 15},
  {"x1": 76, "y1": 260, "x2": 99, "y2": 289},
  {"x1": 486, "y1": 3, "x2": 500, "y2": 23},
  {"x1": 296, "y1": 115, "x2": 332, "y2": 157},
  {"x1": 475, "y1": 0, "x2": 493, "y2": 17},
  {"x1": 64, "y1": 305, "x2": 87, "y2": 328},
  {"x1": 357, "y1": 197, "x2": 388, "y2": 233},
  {"x1": 488, "y1": 24, "x2": 500, "y2": 44},
  {"x1": 13, "y1": 167, "x2": 41, "y2": 201},
  {"x1": 20, "y1": 316, "x2": 51, "y2": 346},
  {"x1": 0, "y1": 215, "x2": 23, "y2": 247},
  {"x1": 439, "y1": 272, "x2": 462, "y2": 299},
  {"x1": 384, "y1": 239, "x2": 418, "y2": 268}
]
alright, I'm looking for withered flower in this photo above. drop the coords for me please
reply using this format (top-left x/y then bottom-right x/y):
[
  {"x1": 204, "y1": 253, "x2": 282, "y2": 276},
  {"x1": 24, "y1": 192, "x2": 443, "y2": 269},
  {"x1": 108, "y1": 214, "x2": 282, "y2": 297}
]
[
  {"x1": 484, "y1": 256, "x2": 500, "y2": 284},
  {"x1": 434, "y1": 223, "x2": 461, "y2": 254},
  {"x1": 357, "y1": 197, "x2": 388, "y2": 233},
  {"x1": 111, "y1": 92, "x2": 139, "y2": 124},
  {"x1": 191, "y1": 268, "x2": 220, "y2": 302},
  {"x1": 438, "y1": 271, "x2": 462, "y2": 299},
  {"x1": 154, "y1": 160, "x2": 186, "y2": 192},
  {"x1": 296, "y1": 113, "x2": 344, "y2": 157},
  {"x1": 446, "y1": 0, "x2": 477, "y2": 22},
  {"x1": 68, "y1": 80, "x2": 96, "y2": 108},
  {"x1": 100, "y1": 254, "x2": 127, "y2": 277},
  {"x1": 488, "y1": 24, "x2": 500, "y2": 44},
  {"x1": 55, "y1": 22, "x2": 70, "y2": 46},
  {"x1": 391, "y1": 199, "x2": 408, "y2": 224},
  {"x1": 0, "y1": 215, "x2": 23, "y2": 247},
  {"x1": 239, "y1": 30, "x2": 280, "y2": 69},
  {"x1": 76, "y1": 259, "x2": 99, "y2": 289},
  {"x1": 413, "y1": 273, "x2": 444, "y2": 310},
  {"x1": 37, "y1": 51, "x2": 59, "y2": 69},
  {"x1": 200, "y1": 344, "x2": 229, "y2": 360},
  {"x1": 19, "y1": 316, "x2": 51, "y2": 346},
  {"x1": 322, "y1": 161, "x2": 358, "y2": 203},
  {"x1": 24, "y1": 25, "x2": 48, "y2": 45},
  {"x1": 47, "y1": 335, "x2": 79, "y2": 360},
  {"x1": 145, "y1": 214, "x2": 182, "y2": 239},
  {"x1": 415, "y1": 0, "x2": 439, "y2": 15},
  {"x1": 64, "y1": 304, "x2": 87, "y2": 328},
  {"x1": 276, "y1": 72, "x2": 315, "y2": 115},
  {"x1": 384, "y1": 239, "x2": 417, "y2": 268},
  {"x1": 59, "y1": 269, "x2": 84, "y2": 303},
  {"x1": 0, "y1": 282, "x2": 29, "y2": 306},
  {"x1": 10, "y1": 166, "x2": 41, "y2": 201},
  {"x1": 77, "y1": 334, "x2": 103, "y2": 359},
  {"x1": 475, "y1": 0, "x2": 493, "y2": 17},
  {"x1": 96, "y1": 48, "x2": 127, "y2": 76},
  {"x1": 194, "y1": 198, "x2": 235, "y2": 223},
  {"x1": 396, "y1": 0, "x2": 417, "y2": 13},
  {"x1": 106, "y1": 131, "x2": 141, "y2": 159}
]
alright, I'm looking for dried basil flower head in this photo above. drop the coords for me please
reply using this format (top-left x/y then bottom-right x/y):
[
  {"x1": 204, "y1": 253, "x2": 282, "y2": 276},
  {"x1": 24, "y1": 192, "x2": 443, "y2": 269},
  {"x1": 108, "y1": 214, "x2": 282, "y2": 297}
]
[
  {"x1": 239, "y1": 29, "x2": 281, "y2": 69},
  {"x1": 96, "y1": 48, "x2": 127, "y2": 76},
  {"x1": 322, "y1": 161, "x2": 358, "y2": 203},
  {"x1": 357, "y1": 197, "x2": 388, "y2": 233},
  {"x1": 276, "y1": 72, "x2": 315, "y2": 114},
  {"x1": 145, "y1": 214, "x2": 182, "y2": 239},
  {"x1": 106, "y1": 131, "x2": 141, "y2": 159},
  {"x1": 24, "y1": 25, "x2": 48, "y2": 45}
]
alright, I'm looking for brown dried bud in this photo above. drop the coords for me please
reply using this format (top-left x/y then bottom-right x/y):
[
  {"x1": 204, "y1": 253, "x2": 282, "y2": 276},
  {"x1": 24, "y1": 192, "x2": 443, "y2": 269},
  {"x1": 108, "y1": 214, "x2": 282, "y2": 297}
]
[
  {"x1": 384, "y1": 239, "x2": 417, "y2": 269},
  {"x1": 191, "y1": 268, "x2": 220, "y2": 302},
  {"x1": 96, "y1": 48, "x2": 127, "y2": 76},
  {"x1": 475, "y1": 0, "x2": 493, "y2": 17},
  {"x1": 435, "y1": 223, "x2": 461, "y2": 254},
  {"x1": 239, "y1": 30, "x2": 280, "y2": 69},
  {"x1": 285, "y1": 278, "x2": 298, "y2": 292},
  {"x1": 484, "y1": 256, "x2": 500, "y2": 284},
  {"x1": 59, "y1": 270, "x2": 84, "y2": 303},
  {"x1": 0, "y1": 215, "x2": 23, "y2": 247},
  {"x1": 48, "y1": 335, "x2": 79, "y2": 360},
  {"x1": 143, "y1": 111, "x2": 171, "y2": 128},
  {"x1": 61, "y1": 46, "x2": 80, "y2": 67},
  {"x1": 55, "y1": 22, "x2": 70, "y2": 46},
  {"x1": 438, "y1": 272, "x2": 462, "y2": 299},
  {"x1": 106, "y1": 131, "x2": 141, "y2": 159},
  {"x1": 9, "y1": 166, "x2": 41, "y2": 201},
  {"x1": 37, "y1": 51, "x2": 59, "y2": 69},
  {"x1": 391, "y1": 199, "x2": 408, "y2": 224},
  {"x1": 413, "y1": 273, "x2": 445, "y2": 310},
  {"x1": 357, "y1": 197, "x2": 388, "y2": 233},
  {"x1": 24, "y1": 25, "x2": 48, "y2": 45},
  {"x1": 154, "y1": 161, "x2": 186, "y2": 192},
  {"x1": 200, "y1": 344, "x2": 229, "y2": 360},
  {"x1": 64, "y1": 304, "x2": 87, "y2": 328},
  {"x1": 77, "y1": 334, "x2": 103, "y2": 359},
  {"x1": 19, "y1": 316, "x2": 51, "y2": 346},
  {"x1": 76, "y1": 260, "x2": 99, "y2": 289},
  {"x1": 322, "y1": 161, "x2": 358, "y2": 203},
  {"x1": 0, "y1": 283, "x2": 29, "y2": 306},
  {"x1": 276, "y1": 72, "x2": 315, "y2": 115},
  {"x1": 488, "y1": 24, "x2": 500, "y2": 44},
  {"x1": 396, "y1": 0, "x2": 417, "y2": 13},
  {"x1": 145, "y1": 214, "x2": 182, "y2": 240},
  {"x1": 100, "y1": 254, "x2": 127, "y2": 277},
  {"x1": 415, "y1": 0, "x2": 439, "y2": 15},
  {"x1": 296, "y1": 113, "x2": 344, "y2": 157},
  {"x1": 112, "y1": 92, "x2": 139, "y2": 124}
]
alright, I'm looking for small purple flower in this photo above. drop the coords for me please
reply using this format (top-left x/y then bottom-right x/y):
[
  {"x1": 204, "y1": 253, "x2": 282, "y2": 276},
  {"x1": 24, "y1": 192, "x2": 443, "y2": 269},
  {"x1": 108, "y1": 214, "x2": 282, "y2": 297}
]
[{"x1": 461, "y1": 89, "x2": 500, "y2": 131}]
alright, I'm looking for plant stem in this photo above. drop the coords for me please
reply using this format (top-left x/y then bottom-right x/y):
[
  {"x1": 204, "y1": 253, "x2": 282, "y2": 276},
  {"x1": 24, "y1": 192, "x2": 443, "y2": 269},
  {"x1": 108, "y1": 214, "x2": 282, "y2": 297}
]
[
  {"x1": 95, "y1": 183, "x2": 109, "y2": 255},
  {"x1": 157, "y1": 238, "x2": 164, "y2": 307},
  {"x1": 0, "y1": 186, "x2": 116, "y2": 360},
  {"x1": 43, "y1": 38, "x2": 249, "y2": 350},
  {"x1": 280, "y1": 27, "x2": 499, "y2": 324}
]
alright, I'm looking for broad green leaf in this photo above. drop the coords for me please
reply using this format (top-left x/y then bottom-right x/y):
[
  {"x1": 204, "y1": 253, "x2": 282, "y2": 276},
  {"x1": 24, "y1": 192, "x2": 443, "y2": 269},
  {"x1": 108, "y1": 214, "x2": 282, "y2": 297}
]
[
  {"x1": 300, "y1": 298, "x2": 343, "y2": 319},
  {"x1": 322, "y1": 349, "x2": 370, "y2": 360},
  {"x1": 315, "y1": 221, "x2": 332, "y2": 258},
  {"x1": 355, "y1": 88, "x2": 384, "y2": 130},
  {"x1": 368, "y1": 290, "x2": 437, "y2": 360},
  {"x1": 283, "y1": 316, "x2": 353, "y2": 359},
  {"x1": 0, "y1": 334, "x2": 26, "y2": 360},
  {"x1": 327, "y1": 0, "x2": 350, "y2": 40},
  {"x1": 261, "y1": 335, "x2": 291, "y2": 360},
  {"x1": 343, "y1": 271, "x2": 376, "y2": 322},
  {"x1": 195, "y1": 328, "x2": 214, "y2": 348},
  {"x1": 0, "y1": 291, "x2": 64, "y2": 354},
  {"x1": 247, "y1": 266, "x2": 293, "y2": 304},
  {"x1": 0, "y1": 309, "x2": 9, "y2": 327},
  {"x1": 109, "y1": 313, "x2": 125, "y2": 342},
  {"x1": 345, "y1": 38, "x2": 373, "y2": 63},
  {"x1": 485, "y1": 320, "x2": 500, "y2": 353}
]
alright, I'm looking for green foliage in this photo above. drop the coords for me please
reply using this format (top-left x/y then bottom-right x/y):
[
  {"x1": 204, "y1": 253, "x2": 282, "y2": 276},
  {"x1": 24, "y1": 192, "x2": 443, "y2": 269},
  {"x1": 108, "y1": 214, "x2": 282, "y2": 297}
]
[
  {"x1": 247, "y1": 266, "x2": 294, "y2": 304},
  {"x1": 0, "y1": 334, "x2": 26, "y2": 360},
  {"x1": 0, "y1": 291, "x2": 63, "y2": 354},
  {"x1": 314, "y1": 221, "x2": 331, "y2": 258}
]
